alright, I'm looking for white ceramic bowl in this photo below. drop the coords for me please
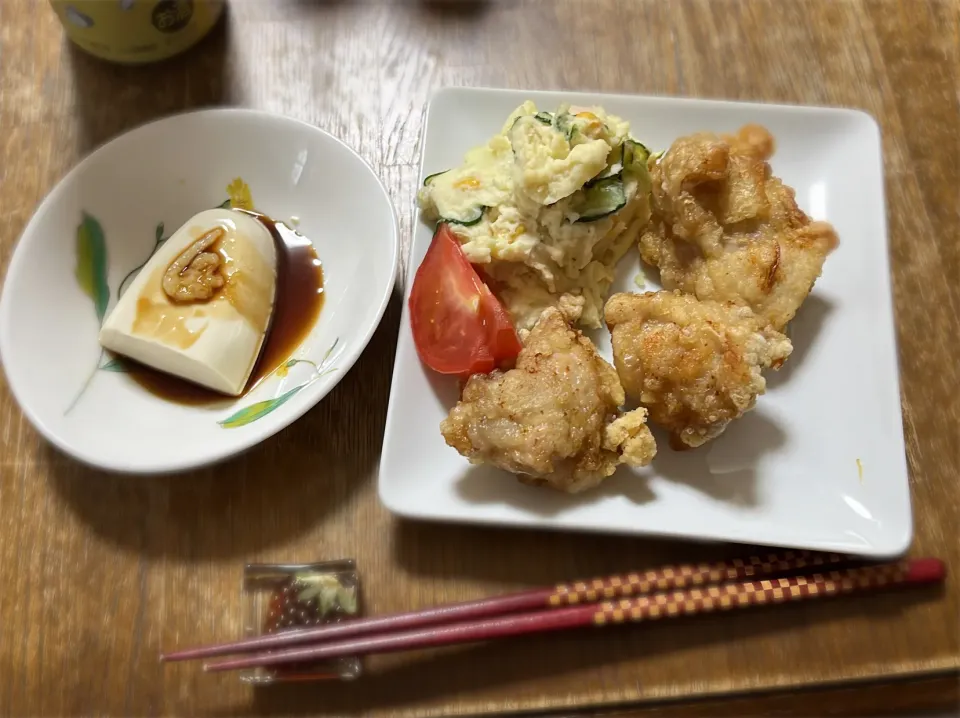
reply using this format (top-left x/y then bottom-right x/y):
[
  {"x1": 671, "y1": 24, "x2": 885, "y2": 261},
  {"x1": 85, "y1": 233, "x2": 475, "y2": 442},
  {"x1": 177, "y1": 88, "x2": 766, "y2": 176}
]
[{"x1": 0, "y1": 109, "x2": 399, "y2": 473}]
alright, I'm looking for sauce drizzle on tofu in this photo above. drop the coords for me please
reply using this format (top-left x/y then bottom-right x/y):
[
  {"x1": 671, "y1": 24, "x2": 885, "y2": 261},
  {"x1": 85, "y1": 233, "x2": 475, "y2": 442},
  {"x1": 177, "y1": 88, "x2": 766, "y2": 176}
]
[{"x1": 127, "y1": 211, "x2": 325, "y2": 405}]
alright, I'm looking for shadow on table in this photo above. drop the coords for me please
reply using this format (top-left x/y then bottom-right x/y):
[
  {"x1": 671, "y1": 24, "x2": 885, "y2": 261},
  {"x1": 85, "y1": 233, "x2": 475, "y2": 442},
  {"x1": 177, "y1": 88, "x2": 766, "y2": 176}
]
[
  {"x1": 413, "y1": 0, "x2": 492, "y2": 20},
  {"x1": 231, "y1": 583, "x2": 938, "y2": 716},
  {"x1": 46, "y1": 293, "x2": 403, "y2": 560},
  {"x1": 393, "y1": 519, "x2": 739, "y2": 590},
  {"x1": 65, "y1": 3, "x2": 235, "y2": 152}
]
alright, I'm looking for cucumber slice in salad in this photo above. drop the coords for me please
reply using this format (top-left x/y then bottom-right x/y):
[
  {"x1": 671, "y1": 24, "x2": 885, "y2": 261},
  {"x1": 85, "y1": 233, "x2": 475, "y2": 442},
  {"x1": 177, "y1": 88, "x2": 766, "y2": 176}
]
[
  {"x1": 423, "y1": 170, "x2": 485, "y2": 225},
  {"x1": 585, "y1": 144, "x2": 628, "y2": 186},
  {"x1": 622, "y1": 138, "x2": 651, "y2": 173},
  {"x1": 621, "y1": 138, "x2": 653, "y2": 191},
  {"x1": 552, "y1": 111, "x2": 575, "y2": 141},
  {"x1": 573, "y1": 176, "x2": 626, "y2": 223},
  {"x1": 423, "y1": 170, "x2": 449, "y2": 186},
  {"x1": 585, "y1": 166, "x2": 621, "y2": 188},
  {"x1": 440, "y1": 206, "x2": 486, "y2": 226}
]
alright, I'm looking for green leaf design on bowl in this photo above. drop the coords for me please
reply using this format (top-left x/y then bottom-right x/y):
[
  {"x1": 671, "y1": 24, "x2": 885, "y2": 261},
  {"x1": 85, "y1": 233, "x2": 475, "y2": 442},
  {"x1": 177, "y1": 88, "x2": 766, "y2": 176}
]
[
  {"x1": 218, "y1": 339, "x2": 339, "y2": 429},
  {"x1": 75, "y1": 213, "x2": 110, "y2": 324},
  {"x1": 99, "y1": 357, "x2": 130, "y2": 372},
  {"x1": 217, "y1": 384, "x2": 307, "y2": 429}
]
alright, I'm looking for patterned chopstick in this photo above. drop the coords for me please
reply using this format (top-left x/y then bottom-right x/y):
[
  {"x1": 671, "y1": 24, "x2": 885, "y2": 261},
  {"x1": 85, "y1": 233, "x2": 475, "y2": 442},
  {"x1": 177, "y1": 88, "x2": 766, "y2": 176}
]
[
  {"x1": 162, "y1": 549, "x2": 846, "y2": 662},
  {"x1": 547, "y1": 549, "x2": 845, "y2": 605},
  {"x1": 202, "y1": 558, "x2": 945, "y2": 673}
]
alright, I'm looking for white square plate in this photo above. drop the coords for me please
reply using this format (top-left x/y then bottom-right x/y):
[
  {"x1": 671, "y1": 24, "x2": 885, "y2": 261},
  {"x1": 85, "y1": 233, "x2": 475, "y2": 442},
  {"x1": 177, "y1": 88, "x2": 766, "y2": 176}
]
[{"x1": 379, "y1": 87, "x2": 911, "y2": 557}]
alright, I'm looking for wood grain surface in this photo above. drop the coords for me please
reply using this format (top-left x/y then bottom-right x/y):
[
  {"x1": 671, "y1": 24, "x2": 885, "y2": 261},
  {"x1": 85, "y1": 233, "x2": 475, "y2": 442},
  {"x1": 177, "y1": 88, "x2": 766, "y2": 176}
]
[
  {"x1": 601, "y1": 673, "x2": 960, "y2": 717},
  {"x1": 1, "y1": 0, "x2": 958, "y2": 716}
]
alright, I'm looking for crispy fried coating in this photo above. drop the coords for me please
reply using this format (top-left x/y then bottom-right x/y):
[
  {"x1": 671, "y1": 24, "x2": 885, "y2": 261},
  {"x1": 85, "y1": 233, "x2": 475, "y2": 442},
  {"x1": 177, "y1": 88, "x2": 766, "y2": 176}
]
[
  {"x1": 440, "y1": 307, "x2": 656, "y2": 493},
  {"x1": 605, "y1": 290, "x2": 792, "y2": 449},
  {"x1": 639, "y1": 125, "x2": 838, "y2": 331}
]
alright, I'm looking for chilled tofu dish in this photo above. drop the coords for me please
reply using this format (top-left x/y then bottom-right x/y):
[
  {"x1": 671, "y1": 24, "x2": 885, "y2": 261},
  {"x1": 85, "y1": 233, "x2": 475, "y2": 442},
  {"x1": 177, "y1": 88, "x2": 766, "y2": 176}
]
[
  {"x1": 409, "y1": 100, "x2": 839, "y2": 494},
  {"x1": 417, "y1": 101, "x2": 652, "y2": 331},
  {"x1": 99, "y1": 208, "x2": 279, "y2": 396}
]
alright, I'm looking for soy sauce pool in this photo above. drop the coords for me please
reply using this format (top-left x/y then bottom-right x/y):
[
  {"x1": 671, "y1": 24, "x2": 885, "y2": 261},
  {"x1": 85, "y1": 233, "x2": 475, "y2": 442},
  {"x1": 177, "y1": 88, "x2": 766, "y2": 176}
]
[{"x1": 128, "y1": 210, "x2": 325, "y2": 405}]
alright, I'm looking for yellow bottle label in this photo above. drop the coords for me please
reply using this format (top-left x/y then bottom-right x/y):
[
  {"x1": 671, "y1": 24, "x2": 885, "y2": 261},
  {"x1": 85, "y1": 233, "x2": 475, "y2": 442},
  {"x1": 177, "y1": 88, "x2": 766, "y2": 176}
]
[{"x1": 50, "y1": 0, "x2": 224, "y2": 64}]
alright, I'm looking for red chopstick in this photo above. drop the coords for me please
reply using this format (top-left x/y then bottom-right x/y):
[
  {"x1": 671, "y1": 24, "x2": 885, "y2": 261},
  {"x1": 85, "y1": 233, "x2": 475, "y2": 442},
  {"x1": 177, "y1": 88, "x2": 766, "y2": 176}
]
[
  {"x1": 162, "y1": 549, "x2": 846, "y2": 662},
  {"x1": 202, "y1": 558, "x2": 945, "y2": 673}
]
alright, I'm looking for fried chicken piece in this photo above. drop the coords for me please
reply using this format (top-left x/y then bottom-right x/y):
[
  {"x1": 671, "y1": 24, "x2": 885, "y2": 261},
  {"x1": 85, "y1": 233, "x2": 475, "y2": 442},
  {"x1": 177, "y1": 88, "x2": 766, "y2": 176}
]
[
  {"x1": 605, "y1": 290, "x2": 792, "y2": 449},
  {"x1": 440, "y1": 307, "x2": 656, "y2": 493},
  {"x1": 639, "y1": 124, "x2": 838, "y2": 331}
]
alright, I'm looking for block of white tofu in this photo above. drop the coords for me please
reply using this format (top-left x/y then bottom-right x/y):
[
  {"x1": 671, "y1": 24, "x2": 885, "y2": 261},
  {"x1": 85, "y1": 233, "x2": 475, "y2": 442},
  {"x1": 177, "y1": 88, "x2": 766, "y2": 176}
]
[{"x1": 99, "y1": 208, "x2": 278, "y2": 396}]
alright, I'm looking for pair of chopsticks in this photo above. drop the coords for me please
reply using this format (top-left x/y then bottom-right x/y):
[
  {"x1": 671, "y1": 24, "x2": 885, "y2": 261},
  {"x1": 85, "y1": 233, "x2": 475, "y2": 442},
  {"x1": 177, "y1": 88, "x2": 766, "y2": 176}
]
[{"x1": 161, "y1": 551, "x2": 945, "y2": 673}]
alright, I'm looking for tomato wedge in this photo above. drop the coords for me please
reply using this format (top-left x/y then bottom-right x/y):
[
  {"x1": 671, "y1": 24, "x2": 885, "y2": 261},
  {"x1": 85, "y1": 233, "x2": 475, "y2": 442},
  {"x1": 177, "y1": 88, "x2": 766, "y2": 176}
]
[{"x1": 409, "y1": 224, "x2": 522, "y2": 376}]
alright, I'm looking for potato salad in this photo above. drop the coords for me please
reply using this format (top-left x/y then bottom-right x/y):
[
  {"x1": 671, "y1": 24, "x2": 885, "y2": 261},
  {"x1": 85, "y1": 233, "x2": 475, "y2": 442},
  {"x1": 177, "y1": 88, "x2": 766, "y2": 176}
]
[{"x1": 417, "y1": 101, "x2": 652, "y2": 330}]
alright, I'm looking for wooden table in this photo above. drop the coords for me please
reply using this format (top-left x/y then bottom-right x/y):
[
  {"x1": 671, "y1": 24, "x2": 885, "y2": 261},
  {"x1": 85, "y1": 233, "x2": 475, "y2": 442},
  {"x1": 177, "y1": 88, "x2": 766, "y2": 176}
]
[{"x1": 1, "y1": 0, "x2": 958, "y2": 715}]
